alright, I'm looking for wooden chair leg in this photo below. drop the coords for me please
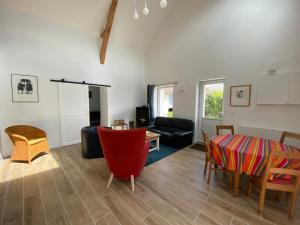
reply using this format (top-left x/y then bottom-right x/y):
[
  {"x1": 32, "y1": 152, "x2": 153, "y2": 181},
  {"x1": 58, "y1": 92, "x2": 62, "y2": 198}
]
[
  {"x1": 289, "y1": 192, "x2": 297, "y2": 219},
  {"x1": 130, "y1": 175, "x2": 135, "y2": 192},
  {"x1": 214, "y1": 164, "x2": 218, "y2": 173},
  {"x1": 258, "y1": 188, "x2": 266, "y2": 214},
  {"x1": 234, "y1": 172, "x2": 240, "y2": 197},
  {"x1": 204, "y1": 158, "x2": 208, "y2": 175},
  {"x1": 247, "y1": 180, "x2": 253, "y2": 196},
  {"x1": 228, "y1": 172, "x2": 233, "y2": 189},
  {"x1": 207, "y1": 162, "x2": 212, "y2": 184},
  {"x1": 107, "y1": 173, "x2": 114, "y2": 188}
]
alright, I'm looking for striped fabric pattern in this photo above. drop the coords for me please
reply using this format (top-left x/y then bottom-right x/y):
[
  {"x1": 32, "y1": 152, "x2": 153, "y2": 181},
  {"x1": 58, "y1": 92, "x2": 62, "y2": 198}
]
[{"x1": 211, "y1": 134, "x2": 299, "y2": 176}]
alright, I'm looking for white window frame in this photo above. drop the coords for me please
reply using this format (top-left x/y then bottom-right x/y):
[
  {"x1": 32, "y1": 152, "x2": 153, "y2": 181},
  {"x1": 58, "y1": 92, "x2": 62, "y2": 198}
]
[{"x1": 202, "y1": 81, "x2": 224, "y2": 121}]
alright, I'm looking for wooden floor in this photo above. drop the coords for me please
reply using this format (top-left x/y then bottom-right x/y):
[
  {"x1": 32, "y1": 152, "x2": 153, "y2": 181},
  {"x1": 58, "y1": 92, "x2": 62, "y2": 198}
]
[{"x1": 0, "y1": 145, "x2": 299, "y2": 225}]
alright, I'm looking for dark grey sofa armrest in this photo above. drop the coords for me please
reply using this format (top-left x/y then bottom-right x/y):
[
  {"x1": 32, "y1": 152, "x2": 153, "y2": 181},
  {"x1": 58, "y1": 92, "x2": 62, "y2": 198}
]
[{"x1": 147, "y1": 125, "x2": 156, "y2": 129}]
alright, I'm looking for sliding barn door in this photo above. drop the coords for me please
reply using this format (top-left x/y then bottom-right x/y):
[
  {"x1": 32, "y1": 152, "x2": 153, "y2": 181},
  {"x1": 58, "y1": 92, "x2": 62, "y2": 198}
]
[{"x1": 58, "y1": 83, "x2": 90, "y2": 146}]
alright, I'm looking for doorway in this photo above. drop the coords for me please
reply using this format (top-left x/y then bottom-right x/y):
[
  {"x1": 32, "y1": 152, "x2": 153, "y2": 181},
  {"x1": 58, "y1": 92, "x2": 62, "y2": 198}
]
[
  {"x1": 196, "y1": 79, "x2": 225, "y2": 141},
  {"x1": 88, "y1": 86, "x2": 101, "y2": 126}
]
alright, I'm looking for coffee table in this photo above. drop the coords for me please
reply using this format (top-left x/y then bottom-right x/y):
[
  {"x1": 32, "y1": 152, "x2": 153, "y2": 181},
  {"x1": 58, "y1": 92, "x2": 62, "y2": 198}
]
[{"x1": 146, "y1": 131, "x2": 160, "y2": 152}]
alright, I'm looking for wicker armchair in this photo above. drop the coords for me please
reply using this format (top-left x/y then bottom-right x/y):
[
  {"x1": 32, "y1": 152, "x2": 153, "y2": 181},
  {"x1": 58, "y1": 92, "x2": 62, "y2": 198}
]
[{"x1": 5, "y1": 125, "x2": 50, "y2": 163}]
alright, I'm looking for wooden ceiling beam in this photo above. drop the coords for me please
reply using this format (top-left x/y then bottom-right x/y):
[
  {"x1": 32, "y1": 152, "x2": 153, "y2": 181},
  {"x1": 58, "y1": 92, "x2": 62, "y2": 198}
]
[{"x1": 100, "y1": 0, "x2": 118, "y2": 64}]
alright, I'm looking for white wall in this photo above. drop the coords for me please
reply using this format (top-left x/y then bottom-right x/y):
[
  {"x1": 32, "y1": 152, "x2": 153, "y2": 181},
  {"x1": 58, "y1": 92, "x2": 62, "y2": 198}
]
[
  {"x1": 145, "y1": 0, "x2": 300, "y2": 140},
  {"x1": 0, "y1": 7, "x2": 146, "y2": 158}
]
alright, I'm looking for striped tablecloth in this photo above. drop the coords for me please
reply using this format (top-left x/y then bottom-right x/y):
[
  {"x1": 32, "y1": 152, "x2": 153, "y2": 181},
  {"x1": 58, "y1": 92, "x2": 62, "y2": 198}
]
[{"x1": 210, "y1": 134, "x2": 300, "y2": 176}]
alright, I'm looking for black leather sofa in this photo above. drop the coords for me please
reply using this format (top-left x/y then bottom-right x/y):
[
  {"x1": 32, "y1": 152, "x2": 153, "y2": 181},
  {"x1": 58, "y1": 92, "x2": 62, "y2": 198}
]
[{"x1": 148, "y1": 117, "x2": 194, "y2": 149}]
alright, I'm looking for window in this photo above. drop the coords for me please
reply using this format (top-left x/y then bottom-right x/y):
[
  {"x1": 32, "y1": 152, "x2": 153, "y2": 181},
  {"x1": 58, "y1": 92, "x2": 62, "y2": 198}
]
[
  {"x1": 203, "y1": 83, "x2": 224, "y2": 120},
  {"x1": 156, "y1": 85, "x2": 173, "y2": 117}
]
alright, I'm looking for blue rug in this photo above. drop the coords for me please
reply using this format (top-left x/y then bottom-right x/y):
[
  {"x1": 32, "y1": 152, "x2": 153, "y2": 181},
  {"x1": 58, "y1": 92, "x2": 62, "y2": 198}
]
[{"x1": 145, "y1": 144, "x2": 179, "y2": 166}]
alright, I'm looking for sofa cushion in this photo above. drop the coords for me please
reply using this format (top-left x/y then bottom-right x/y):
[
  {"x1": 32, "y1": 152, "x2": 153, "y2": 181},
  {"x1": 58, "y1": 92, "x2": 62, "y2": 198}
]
[
  {"x1": 159, "y1": 131, "x2": 173, "y2": 139},
  {"x1": 172, "y1": 118, "x2": 194, "y2": 130},
  {"x1": 155, "y1": 117, "x2": 173, "y2": 127},
  {"x1": 157, "y1": 126, "x2": 181, "y2": 133},
  {"x1": 149, "y1": 129, "x2": 173, "y2": 139}
]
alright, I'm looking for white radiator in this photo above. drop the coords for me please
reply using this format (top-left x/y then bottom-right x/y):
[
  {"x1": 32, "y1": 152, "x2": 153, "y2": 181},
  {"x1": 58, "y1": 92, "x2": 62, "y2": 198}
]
[{"x1": 238, "y1": 125, "x2": 300, "y2": 148}]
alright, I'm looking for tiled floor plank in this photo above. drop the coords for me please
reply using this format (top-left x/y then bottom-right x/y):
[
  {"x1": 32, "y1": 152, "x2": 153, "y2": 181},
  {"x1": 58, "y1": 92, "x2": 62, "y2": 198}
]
[
  {"x1": 96, "y1": 213, "x2": 121, "y2": 225},
  {"x1": 103, "y1": 192, "x2": 144, "y2": 225},
  {"x1": 143, "y1": 211, "x2": 171, "y2": 225},
  {"x1": 110, "y1": 181, "x2": 153, "y2": 220},
  {"x1": 46, "y1": 156, "x2": 94, "y2": 225},
  {"x1": 2, "y1": 163, "x2": 23, "y2": 225},
  {"x1": 140, "y1": 190, "x2": 193, "y2": 225},
  {"x1": 37, "y1": 158, "x2": 69, "y2": 224},
  {"x1": 52, "y1": 150, "x2": 110, "y2": 222},
  {"x1": 24, "y1": 193, "x2": 47, "y2": 225},
  {"x1": 207, "y1": 195, "x2": 275, "y2": 225}
]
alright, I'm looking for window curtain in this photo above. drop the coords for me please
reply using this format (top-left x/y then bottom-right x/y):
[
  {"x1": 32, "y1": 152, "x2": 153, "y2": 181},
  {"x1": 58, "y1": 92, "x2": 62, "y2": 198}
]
[{"x1": 147, "y1": 85, "x2": 155, "y2": 124}]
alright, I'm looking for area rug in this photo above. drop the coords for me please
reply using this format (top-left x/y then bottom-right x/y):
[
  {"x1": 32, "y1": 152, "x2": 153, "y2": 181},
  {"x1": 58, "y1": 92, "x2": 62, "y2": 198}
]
[{"x1": 145, "y1": 144, "x2": 180, "y2": 166}]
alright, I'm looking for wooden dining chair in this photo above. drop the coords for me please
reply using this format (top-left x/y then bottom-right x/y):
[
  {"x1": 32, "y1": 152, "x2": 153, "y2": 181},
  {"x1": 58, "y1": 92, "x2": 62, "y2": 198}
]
[
  {"x1": 277, "y1": 131, "x2": 300, "y2": 201},
  {"x1": 247, "y1": 150, "x2": 300, "y2": 219},
  {"x1": 202, "y1": 132, "x2": 233, "y2": 186},
  {"x1": 216, "y1": 125, "x2": 234, "y2": 135},
  {"x1": 280, "y1": 131, "x2": 300, "y2": 144}
]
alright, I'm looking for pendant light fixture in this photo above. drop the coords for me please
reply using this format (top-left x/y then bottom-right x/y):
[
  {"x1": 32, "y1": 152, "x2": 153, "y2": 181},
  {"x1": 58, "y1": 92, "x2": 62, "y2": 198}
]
[
  {"x1": 132, "y1": 0, "x2": 167, "y2": 20},
  {"x1": 143, "y1": 0, "x2": 149, "y2": 16},
  {"x1": 160, "y1": 0, "x2": 167, "y2": 8},
  {"x1": 132, "y1": 0, "x2": 139, "y2": 20}
]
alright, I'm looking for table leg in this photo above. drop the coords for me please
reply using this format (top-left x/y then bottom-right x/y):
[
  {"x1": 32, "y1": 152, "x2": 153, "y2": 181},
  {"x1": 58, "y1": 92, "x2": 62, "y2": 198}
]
[
  {"x1": 156, "y1": 138, "x2": 160, "y2": 151},
  {"x1": 234, "y1": 171, "x2": 240, "y2": 197}
]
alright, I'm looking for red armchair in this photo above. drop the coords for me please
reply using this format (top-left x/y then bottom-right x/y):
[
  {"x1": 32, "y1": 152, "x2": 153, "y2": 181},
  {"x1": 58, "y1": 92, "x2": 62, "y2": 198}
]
[{"x1": 97, "y1": 127, "x2": 150, "y2": 191}]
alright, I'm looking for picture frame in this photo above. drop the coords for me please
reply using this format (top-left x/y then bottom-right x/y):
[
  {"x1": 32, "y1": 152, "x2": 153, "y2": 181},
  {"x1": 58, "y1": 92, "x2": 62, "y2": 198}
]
[
  {"x1": 11, "y1": 74, "x2": 39, "y2": 103},
  {"x1": 230, "y1": 85, "x2": 251, "y2": 107}
]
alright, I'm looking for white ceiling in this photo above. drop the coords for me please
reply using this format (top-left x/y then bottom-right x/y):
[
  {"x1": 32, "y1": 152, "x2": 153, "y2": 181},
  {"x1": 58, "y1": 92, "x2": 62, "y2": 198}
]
[{"x1": 0, "y1": 0, "x2": 175, "y2": 52}]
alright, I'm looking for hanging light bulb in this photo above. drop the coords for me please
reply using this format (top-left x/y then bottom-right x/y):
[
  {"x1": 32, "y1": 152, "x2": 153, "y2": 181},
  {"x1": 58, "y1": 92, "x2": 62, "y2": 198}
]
[
  {"x1": 160, "y1": 0, "x2": 167, "y2": 8},
  {"x1": 143, "y1": 3, "x2": 149, "y2": 16},
  {"x1": 132, "y1": 0, "x2": 139, "y2": 20},
  {"x1": 132, "y1": 9, "x2": 139, "y2": 20}
]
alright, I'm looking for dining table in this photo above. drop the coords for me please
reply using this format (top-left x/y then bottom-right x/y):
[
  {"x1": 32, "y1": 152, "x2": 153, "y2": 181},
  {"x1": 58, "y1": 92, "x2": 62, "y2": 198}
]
[{"x1": 210, "y1": 134, "x2": 300, "y2": 196}]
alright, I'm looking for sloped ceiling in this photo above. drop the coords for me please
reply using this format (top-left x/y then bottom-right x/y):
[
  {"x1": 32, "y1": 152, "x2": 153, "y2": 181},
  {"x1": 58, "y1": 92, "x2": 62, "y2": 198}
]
[{"x1": 0, "y1": 0, "x2": 175, "y2": 52}]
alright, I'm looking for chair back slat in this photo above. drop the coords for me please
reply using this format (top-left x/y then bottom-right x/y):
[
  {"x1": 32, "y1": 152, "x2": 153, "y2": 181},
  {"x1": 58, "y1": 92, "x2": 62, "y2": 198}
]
[
  {"x1": 216, "y1": 125, "x2": 234, "y2": 135},
  {"x1": 271, "y1": 150, "x2": 300, "y2": 160},
  {"x1": 270, "y1": 168, "x2": 300, "y2": 177},
  {"x1": 280, "y1": 131, "x2": 300, "y2": 144}
]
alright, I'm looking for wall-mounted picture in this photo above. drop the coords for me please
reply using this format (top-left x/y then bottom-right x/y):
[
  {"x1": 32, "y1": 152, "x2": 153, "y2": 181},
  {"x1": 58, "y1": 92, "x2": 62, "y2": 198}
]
[
  {"x1": 230, "y1": 85, "x2": 251, "y2": 107},
  {"x1": 11, "y1": 74, "x2": 39, "y2": 103}
]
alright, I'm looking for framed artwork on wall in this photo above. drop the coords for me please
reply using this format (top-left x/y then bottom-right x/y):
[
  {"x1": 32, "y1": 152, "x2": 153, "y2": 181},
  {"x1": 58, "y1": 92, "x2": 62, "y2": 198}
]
[
  {"x1": 11, "y1": 74, "x2": 39, "y2": 103},
  {"x1": 230, "y1": 85, "x2": 251, "y2": 107}
]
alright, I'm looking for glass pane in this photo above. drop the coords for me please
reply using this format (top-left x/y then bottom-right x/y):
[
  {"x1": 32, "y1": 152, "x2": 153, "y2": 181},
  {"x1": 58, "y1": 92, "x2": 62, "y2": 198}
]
[
  {"x1": 159, "y1": 86, "x2": 173, "y2": 117},
  {"x1": 203, "y1": 83, "x2": 224, "y2": 119}
]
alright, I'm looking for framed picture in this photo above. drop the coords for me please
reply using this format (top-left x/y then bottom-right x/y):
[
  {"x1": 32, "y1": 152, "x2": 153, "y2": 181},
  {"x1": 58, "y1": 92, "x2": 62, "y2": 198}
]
[
  {"x1": 230, "y1": 85, "x2": 251, "y2": 107},
  {"x1": 11, "y1": 74, "x2": 39, "y2": 103}
]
